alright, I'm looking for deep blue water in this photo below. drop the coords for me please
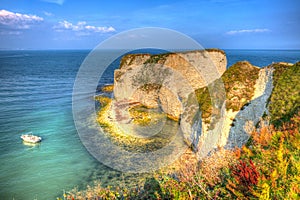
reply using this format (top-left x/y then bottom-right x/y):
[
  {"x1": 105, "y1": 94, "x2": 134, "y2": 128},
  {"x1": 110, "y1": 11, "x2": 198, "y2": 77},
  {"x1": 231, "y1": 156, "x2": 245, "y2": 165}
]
[
  {"x1": 0, "y1": 49, "x2": 299, "y2": 200},
  {"x1": 226, "y1": 49, "x2": 300, "y2": 67}
]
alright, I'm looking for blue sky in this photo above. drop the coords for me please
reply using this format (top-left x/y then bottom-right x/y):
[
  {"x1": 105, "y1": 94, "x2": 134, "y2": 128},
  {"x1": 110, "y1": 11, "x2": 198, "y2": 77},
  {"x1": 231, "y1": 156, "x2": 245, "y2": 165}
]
[{"x1": 0, "y1": 0, "x2": 299, "y2": 49}]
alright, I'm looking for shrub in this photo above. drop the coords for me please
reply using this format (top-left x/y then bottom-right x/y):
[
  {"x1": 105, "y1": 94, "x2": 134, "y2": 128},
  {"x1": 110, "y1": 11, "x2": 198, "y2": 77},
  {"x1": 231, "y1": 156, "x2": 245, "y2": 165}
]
[{"x1": 230, "y1": 160, "x2": 259, "y2": 192}]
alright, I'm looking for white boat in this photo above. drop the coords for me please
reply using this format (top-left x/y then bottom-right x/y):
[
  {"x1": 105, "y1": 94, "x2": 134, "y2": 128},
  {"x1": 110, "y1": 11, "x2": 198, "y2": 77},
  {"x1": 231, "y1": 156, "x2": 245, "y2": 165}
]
[{"x1": 21, "y1": 133, "x2": 42, "y2": 143}]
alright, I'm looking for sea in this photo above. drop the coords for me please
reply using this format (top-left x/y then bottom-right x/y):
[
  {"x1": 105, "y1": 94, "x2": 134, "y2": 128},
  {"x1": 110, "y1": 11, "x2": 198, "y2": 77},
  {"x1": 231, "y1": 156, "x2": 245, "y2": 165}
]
[{"x1": 0, "y1": 49, "x2": 299, "y2": 200}]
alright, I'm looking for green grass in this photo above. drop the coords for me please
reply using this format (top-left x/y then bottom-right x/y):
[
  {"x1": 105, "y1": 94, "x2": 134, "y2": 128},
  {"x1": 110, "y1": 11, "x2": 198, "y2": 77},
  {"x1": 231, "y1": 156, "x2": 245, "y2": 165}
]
[
  {"x1": 143, "y1": 53, "x2": 169, "y2": 64},
  {"x1": 195, "y1": 86, "x2": 212, "y2": 123},
  {"x1": 195, "y1": 61, "x2": 259, "y2": 124},
  {"x1": 119, "y1": 53, "x2": 150, "y2": 69},
  {"x1": 269, "y1": 62, "x2": 291, "y2": 86},
  {"x1": 268, "y1": 62, "x2": 300, "y2": 127},
  {"x1": 222, "y1": 61, "x2": 259, "y2": 112}
]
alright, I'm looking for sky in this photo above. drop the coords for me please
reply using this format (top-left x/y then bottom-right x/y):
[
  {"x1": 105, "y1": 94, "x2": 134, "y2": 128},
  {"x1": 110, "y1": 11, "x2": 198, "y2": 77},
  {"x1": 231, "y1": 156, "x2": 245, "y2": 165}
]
[{"x1": 0, "y1": 0, "x2": 299, "y2": 50}]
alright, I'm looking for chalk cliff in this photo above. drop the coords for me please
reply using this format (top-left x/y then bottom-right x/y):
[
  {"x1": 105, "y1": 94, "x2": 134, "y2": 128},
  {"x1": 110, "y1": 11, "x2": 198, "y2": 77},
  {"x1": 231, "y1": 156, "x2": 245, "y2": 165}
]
[
  {"x1": 105, "y1": 49, "x2": 298, "y2": 159},
  {"x1": 114, "y1": 49, "x2": 227, "y2": 120}
]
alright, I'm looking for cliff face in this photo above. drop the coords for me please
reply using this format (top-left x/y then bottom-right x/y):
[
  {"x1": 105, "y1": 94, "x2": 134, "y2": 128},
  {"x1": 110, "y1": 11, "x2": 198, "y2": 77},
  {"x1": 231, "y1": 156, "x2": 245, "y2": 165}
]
[
  {"x1": 114, "y1": 49, "x2": 227, "y2": 120},
  {"x1": 193, "y1": 61, "x2": 273, "y2": 157},
  {"x1": 113, "y1": 49, "x2": 227, "y2": 148},
  {"x1": 109, "y1": 49, "x2": 297, "y2": 160}
]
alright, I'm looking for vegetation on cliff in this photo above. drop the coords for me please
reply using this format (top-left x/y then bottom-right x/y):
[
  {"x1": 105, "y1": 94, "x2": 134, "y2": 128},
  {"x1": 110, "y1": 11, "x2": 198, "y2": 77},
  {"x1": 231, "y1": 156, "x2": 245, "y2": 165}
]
[
  {"x1": 195, "y1": 61, "x2": 259, "y2": 124},
  {"x1": 222, "y1": 61, "x2": 259, "y2": 111},
  {"x1": 143, "y1": 53, "x2": 169, "y2": 64},
  {"x1": 195, "y1": 86, "x2": 213, "y2": 123},
  {"x1": 268, "y1": 62, "x2": 300, "y2": 127},
  {"x1": 206, "y1": 48, "x2": 226, "y2": 55},
  {"x1": 100, "y1": 84, "x2": 114, "y2": 93},
  {"x1": 125, "y1": 49, "x2": 226, "y2": 66},
  {"x1": 119, "y1": 53, "x2": 150, "y2": 69},
  {"x1": 269, "y1": 62, "x2": 292, "y2": 86}
]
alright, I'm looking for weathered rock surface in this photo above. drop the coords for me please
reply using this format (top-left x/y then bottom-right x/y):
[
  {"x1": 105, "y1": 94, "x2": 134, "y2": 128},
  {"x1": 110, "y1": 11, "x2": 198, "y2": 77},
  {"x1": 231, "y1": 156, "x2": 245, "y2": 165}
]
[
  {"x1": 114, "y1": 49, "x2": 227, "y2": 119},
  {"x1": 110, "y1": 49, "x2": 295, "y2": 160},
  {"x1": 112, "y1": 49, "x2": 227, "y2": 148}
]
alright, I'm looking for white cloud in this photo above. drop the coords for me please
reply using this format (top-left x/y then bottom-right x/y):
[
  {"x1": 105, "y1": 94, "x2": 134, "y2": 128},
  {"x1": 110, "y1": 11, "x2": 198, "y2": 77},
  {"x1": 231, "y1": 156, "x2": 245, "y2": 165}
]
[
  {"x1": 43, "y1": 11, "x2": 53, "y2": 16},
  {"x1": 53, "y1": 20, "x2": 116, "y2": 34},
  {"x1": 0, "y1": 30, "x2": 22, "y2": 35},
  {"x1": 0, "y1": 9, "x2": 43, "y2": 29},
  {"x1": 41, "y1": 0, "x2": 65, "y2": 5},
  {"x1": 226, "y1": 28, "x2": 270, "y2": 35}
]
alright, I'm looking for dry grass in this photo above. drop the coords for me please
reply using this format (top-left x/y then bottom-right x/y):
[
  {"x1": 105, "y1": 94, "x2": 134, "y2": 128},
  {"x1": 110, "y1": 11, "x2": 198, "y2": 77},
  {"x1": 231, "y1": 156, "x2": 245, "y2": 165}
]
[
  {"x1": 101, "y1": 84, "x2": 114, "y2": 93},
  {"x1": 199, "y1": 148, "x2": 238, "y2": 185}
]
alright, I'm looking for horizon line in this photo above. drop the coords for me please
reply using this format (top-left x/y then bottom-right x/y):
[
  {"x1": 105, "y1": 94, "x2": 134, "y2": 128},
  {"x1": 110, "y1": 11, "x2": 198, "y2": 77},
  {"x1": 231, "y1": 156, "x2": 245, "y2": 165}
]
[{"x1": 0, "y1": 48, "x2": 300, "y2": 51}]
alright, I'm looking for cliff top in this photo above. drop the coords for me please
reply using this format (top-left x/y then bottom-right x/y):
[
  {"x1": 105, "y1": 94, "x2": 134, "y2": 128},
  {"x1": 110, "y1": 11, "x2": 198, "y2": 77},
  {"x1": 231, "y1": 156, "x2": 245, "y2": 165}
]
[{"x1": 119, "y1": 49, "x2": 226, "y2": 69}]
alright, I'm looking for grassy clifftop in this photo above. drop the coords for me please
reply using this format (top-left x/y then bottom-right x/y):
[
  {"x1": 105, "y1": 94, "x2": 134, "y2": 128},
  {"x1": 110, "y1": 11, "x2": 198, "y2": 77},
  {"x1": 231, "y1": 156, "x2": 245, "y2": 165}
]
[
  {"x1": 268, "y1": 62, "x2": 300, "y2": 126},
  {"x1": 196, "y1": 61, "x2": 300, "y2": 127},
  {"x1": 195, "y1": 61, "x2": 260, "y2": 123},
  {"x1": 222, "y1": 61, "x2": 260, "y2": 111}
]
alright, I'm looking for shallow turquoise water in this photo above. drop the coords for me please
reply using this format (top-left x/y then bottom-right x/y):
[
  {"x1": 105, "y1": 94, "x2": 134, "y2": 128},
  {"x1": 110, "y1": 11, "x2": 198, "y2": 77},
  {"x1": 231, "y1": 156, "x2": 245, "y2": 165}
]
[
  {"x1": 0, "y1": 51, "x2": 102, "y2": 200},
  {"x1": 0, "y1": 49, "x2": 299, "y2": 200}
]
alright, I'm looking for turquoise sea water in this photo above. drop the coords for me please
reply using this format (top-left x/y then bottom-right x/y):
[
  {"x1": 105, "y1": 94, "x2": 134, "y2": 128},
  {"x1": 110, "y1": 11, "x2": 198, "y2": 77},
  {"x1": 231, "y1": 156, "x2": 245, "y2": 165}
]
[
  {"x1": 0, "y1": 50, "x2": 114, "y2": 200},
  {"x1": 0, "y1": 49, "x2": 299, "y2": 200}
]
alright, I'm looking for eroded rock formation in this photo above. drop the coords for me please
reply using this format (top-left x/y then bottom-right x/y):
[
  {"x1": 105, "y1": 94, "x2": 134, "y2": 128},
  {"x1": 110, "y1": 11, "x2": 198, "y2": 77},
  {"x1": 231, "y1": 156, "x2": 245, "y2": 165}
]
[
  {"x1": 113, "y1": 49, "x2": 227, "y2": 120},
  {"x1": 106, "y1": 49, "x2": 296, "y2": 160}
]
